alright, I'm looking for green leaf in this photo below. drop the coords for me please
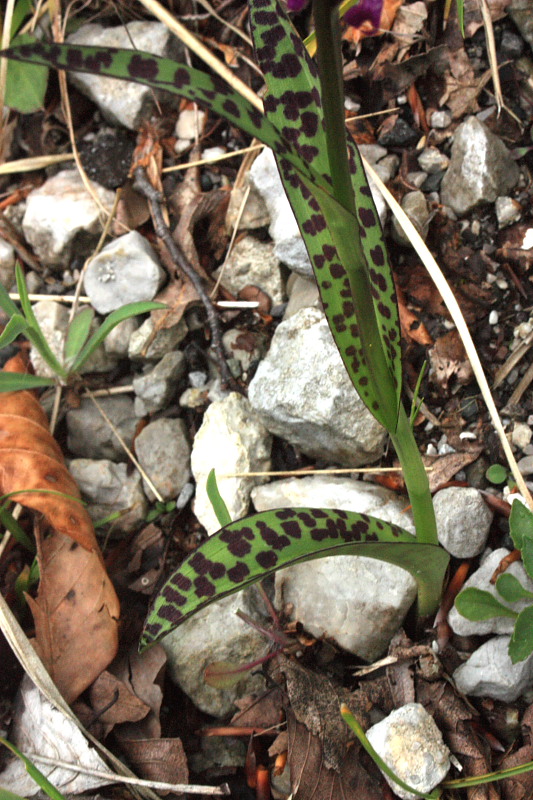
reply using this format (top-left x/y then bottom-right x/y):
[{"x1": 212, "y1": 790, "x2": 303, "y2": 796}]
[
  {"x1": 0, "y1": 276, "x2": 21, "y2": 318},
  {"x1": 69, "y1": 301, "x2": 166, "y2": 373},
  {"x1": 496, "y1": 573, "x2": 533, "y2": 603},
  {"x1": 0, "y1": 505, "x2": 35, "y2": 553},
  {"x1": 509, "y1": 605, "x2": 533, "y2": 663},
  {"x1": 522, "y1": 538, "x2": 533, "y2": 581},
  {"x1": 141, "y1": 507, "x2": 449, "y2": 649},
  {"x1": 485, "y1": 464, "x2": 508, "y2": 484},
  {"x1": 0, "y1": 786, "x2": 31, "y2": 800},
  {"x1": 455, "y1": 587, "x2": 518, "y2": 621},
  {"x1": 10, "y1": 0, "x2": 34, "y2": 37},
  {"x1": 206, "y1": 468, "x2": 232, "y2": 527},
  {"x1": 4, "y1": 34, "x2": 48, "y2": 113},
  {"x1": 0, "y1": 737, "x2": 66, "y2": 800},
  {"x1": 204, "y1": 660, "x2": 255, "y2": 689},
  {"x1": 509, "y1": 500, "x2": 533, "y2": 550},
  {"x1": 250, "y1": 0, "x2": 402, "y2": 430},
  {"x1": 0, "y1": 372, "x2": 55, "y2": 392},
  {"x1": 0, "y1": 313, "x2": 28, "y2": 350},
  {"x1": 64, "y1": 307, "x2": 94, "y2": 365},
  {"x1": 15, "y1": 265, "x2": 66, "y2": 378}
]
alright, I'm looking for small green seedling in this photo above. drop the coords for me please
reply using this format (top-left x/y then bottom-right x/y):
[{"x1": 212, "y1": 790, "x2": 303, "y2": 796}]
[
  {"x1": 0, "y1": 264, "x2": 165, "y2": 391},
  {"x1": 0, "y1": 737, "x2": 66, "y2": 800},
  {"x1": 455, "y1": 501, "x2": 533, "y2": 663},
  {"x1": 485, "y1": 463, "x2": 510, "y2": 485},
  {"x1": 145, "y1": 499, "x2": 177, "y2": 523}
]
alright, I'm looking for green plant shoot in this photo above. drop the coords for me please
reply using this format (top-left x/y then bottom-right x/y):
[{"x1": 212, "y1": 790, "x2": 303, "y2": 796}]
[{"x1": 0, "y1": 0, "x2": 447, "y2": 644}]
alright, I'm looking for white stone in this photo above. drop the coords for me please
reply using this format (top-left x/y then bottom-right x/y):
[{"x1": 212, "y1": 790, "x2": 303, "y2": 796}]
[
  {"x1": 0, "y1": 238, "x2": 16, "y2": 289},
  {"x1": 135, "y1": 417, "x2": 191, "y2": 501},
  {"x1": 417, "y1": 146, "x2": 449, "y2": 174},
  {"x1": 453, "y1": 636, "x2": 533, "y2": 702},
  {"x1": 449, "y1": 548, "x2": 533, "y2": 636},
  {"x1": 248, "y1": 307, "x2": 387, "y2": 467},
  {"x1": 214, "y1": 235, "x2": 285, "y2": 305},
  {"x1": 69, "y1": 458, "x2": 147, "y2": 531},
  {"x1": 162, "y1": 589, "x2": 267, "y2": 717},
  {"x1": 441, "y1": 117, "x2": 520, "y2": 216},
  {"x1": 366, "y1": 703, "x2": 450, "y2": 800},
  {"x1": 22, "y1": 170, "x2": 115, "y2": 269},
  {"x1": 84, "y1": 231, "x2": 165, "y2": 314},
  {"x1": 133, "y1": 350, "x2": 186, "y2": 416},
  {"x1": 392, "y1": 190, "x2": 430, "y2": 244},
  {"x1": 249, "y1": 148, "x2": 313, "y2": 277},
  {"x1": 128, "y1": 315, "x2": 188, "y2": 361},
  {"x1": 29, "y1": 301, "x2": 116, "y2": 378},
  {"x1": 495, "y1": 196, "x2": 522, "y2": 228},
  {"x1": 67, "y1": 22, "x2": 182, "y2": 130},
  {"x1": 433, "y1": 487, "x2": 493, "y2": 557},
  {"x1": 191, "y1": 392, "x2": 272, "y2": 535},
  {"x1": 252, "y1": 476, "x2": 417, "y2": 660},
  {"x1": 103, "y1": 316, "x2": 139, "y2": 358},
  {"x1": 512, "y1": 422, "x2": 532, "y2": 450}
]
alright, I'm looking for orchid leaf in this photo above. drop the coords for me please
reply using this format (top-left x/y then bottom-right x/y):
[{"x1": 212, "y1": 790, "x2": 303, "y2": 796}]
[
  {"x1": 0, "y1": 373, "x2": 55, "y2": 392},
  {"x1": 141, "y1": 507, "x2": 449, "y2": 649},
  {"x1": 0, "y1": 314, "x2": 28, "y2": 350},
  {"x1": 64, "y1": 307, "x2": 95, "y2": 365},
  {"x1": 249, "y1": 0, "x2": 402, "y2": 429},
  {"x1": 0, "y1": 41, "x2": 329, "y2": 194}
]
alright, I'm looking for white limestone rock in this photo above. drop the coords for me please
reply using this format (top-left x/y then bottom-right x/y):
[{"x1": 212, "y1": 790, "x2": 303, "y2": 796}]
[
  {"x1": 69, "y1": 458, "x2": 147, "y2": 531},
  {"x1": 252, "y1": 476, "x2": 416, "y2": 660},
  {"x1": 67, "y1": 21, "x2": 183, "y2": 130},
  {"x1": 191, "y1": 392, "x2": 272, "y2": 534},
  {"x1": 453, "y1": 636, "x2": 533, "y2": 702},
  {"x1": 22, "y1": 170, "x2": 115, "y2": 269},
  {"x1": 366, "y1": 703, "x2": 450, "y2": 800},
  {"x1": 135, "y1": 417, "x2": 191, "y2": 501},
  {"x1": 84, "y1": 231, "x2": 165, "y2": 314},
  {"x1": 248, "y1": 307, "x2": 387, "y2": 467},
  {"x1": 433, "y1": 486, "x2": 493, "y2": 557}
]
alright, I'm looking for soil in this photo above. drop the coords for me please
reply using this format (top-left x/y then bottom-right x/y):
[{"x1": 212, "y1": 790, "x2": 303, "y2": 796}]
[{"x1": 1, "y1": 0, "x2": 533, "y2": 799}]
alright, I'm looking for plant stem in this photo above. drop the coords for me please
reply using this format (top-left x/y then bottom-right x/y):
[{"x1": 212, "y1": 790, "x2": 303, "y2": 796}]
[{"x1": 311, "y1": 0, "x2": 439, "y2": 555}]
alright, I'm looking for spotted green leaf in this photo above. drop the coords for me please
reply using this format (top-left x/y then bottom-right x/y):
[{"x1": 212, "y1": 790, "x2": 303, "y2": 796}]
[
  {"x1": 141, "y1": 507, "x2": 449, "y2": 649},
  {"x1": 249, "y1": 0, "x2": 402, "y2": 429}
]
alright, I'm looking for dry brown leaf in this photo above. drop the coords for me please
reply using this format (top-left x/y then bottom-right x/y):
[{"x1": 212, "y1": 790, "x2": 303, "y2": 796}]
[
  {"x1": 425, "y1": 449, "x2": 484, "y2": 492},
  {"x1": 0, "y1": 357, "x2": 98, "y2": 551},
  {"x1": 119, "y1": 738, "x2": 188, "y2": 796},
  {"x1": 112, "y1": 644, "x2": 167, "y2": 741},
  {"x1": 429, "y1": 329, "x2": 474, "y2": 392},
  {"x1": 27, "y1": 530, "x2": 120, "y2": 704},
  {"x1": 89, "y1": 670, "x2": 151, "y2": 727},
  {"x1": 500, "y1": 703, "x2": 533, "y2": 800},
  {"x1": 439, "y1": 47, "x2": 480, "y2": 119}
]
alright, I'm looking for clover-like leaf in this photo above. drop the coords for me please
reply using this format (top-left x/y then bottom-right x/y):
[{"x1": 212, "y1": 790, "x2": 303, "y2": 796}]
[
  {"x1": 509, "y1": 605, "x2": 533, "y2": 663},
  {"x1": 509, "y1": 500, "x2": 533, "y2": 550},
  {"x1": 455, "y1": 587, "x2": 518, "y2": 622},
  {"x1": 141, "y1": 507, "x2": 449, "y2": 649},
  {"x1": 496, "y1": 572, "x2": 533, "y2": 603}
]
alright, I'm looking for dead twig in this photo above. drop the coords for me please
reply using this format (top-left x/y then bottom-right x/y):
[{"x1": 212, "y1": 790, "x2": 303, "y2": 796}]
[{"x1": 132, "y1": 166, "x2": 238, "y2": 391}]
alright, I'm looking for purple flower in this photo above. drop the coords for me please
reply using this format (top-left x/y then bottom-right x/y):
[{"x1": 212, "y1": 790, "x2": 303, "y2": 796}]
[
  {"x1": 343, "y1": 0, "x2": 383, "y2": 31},
  {"x1": 287, "y1": 0, "x2": 384, "y2": 33}
]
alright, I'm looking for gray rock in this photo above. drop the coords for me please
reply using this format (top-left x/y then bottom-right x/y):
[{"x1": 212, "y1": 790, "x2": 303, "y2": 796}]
[
  {"x1": 222, "y1": 328, "x2": 267, "y2": 373},
  {"x1": 406, "y1": 171, "x2": 428, "y2": 189},
  {"x1": 225, "y1": 180, "x2": 270, "y2": 232},
  {"x1": 69, "y1": 458, "x2": 147, "y2": 531},
  {"x1": 509, "y1": 0, "x2": 533, "y2": 54},
  {"x1": 440, "y1": 117, "x2": 520, "y2": 216},
  {"x1": 392, "y1": 191, "x2": 430, "y2": 244},
  {"x1": 162, "y1": 589, "x2": 268, "y2": 717},
  {"x1": 433, "y1": 487, "x2": 493, "y2": 557},
  {"x1": 252, "y1": 476, "x2": 416, "y2": 660},
  {"x1": 376, "y1": 153, "x2": 400, "y2": 183},
  {"x1": 103, "y1": 316, "x2": 139, "y2": 358},
  {"x1": 214, "y1": 235, "x2": 285, "y2": 305},
  {"x1": 249, "y1": 148, "x2": 313, "y2": 277},
  {"x1": 248, "y1": 307, "x2": 387, "y2": 467},
  {"x1": 67, "y1": 396, "x2": 138, "y2": 461},
  {"x1": 84, "y1": 231, "x2": 165, "y2": 314},
  {"x1": 495, "y1": 196, "x2": 522, "y2": 228},
  {"x1": 0, "y1": 238, "x2": 16, "y2": 289},
  {"x1": 453, "y1": 636, "x2": 533, "y2": 702},
  {"x1": 191, "y1": 392, "x2": 272, "y2": 534},
  {"x1": 135, "y1": 417, "x2": 191, "y2": 501},
  {"x1": 133, "y1": 351, "x2": 186, "y2": 416},
  {"x1": 283, "y1": 274, "x2": 320, "y2": 319},
  {"x1": 366, "y1": 703, "x2": 450, "y2": 800},
  {"x1": 417, "y1": 147, "x2": 449, "y2": 174},
  {"x1": 22, "y1": 170, "x2": 115, "y2": 269},
  {"x1": 128, "y1": 316, "x2": 188, "y2": 361},
  {"x1": 189, "y1": 736, "x2": 246, "y2": 774},
  {"x1": 67, "y1": 22, "x2": 183, "y2": 130},
  {"x1": 430, "y1": 109, "x2": 452, "y2": 129},
  {"x1": 358, "y1": 144, "x2": 388, "y2": 164},
  {"x1": 518, "y1": 455, "x2": 533, "y2": 475},
  {"x1": 29, "y1": 301, "x2": 117, "y2": 378},
  {"x1": 449, "y1": 548, "x2": 533, "y2": 636}
]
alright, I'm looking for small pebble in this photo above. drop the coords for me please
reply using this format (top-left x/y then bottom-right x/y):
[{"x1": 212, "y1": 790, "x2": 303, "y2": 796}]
[
  {"x1": 430, "y1": 109, "x2": 452, "y2": 129},
  {"x1": 489, "y1": 310, "x2": 499, "y2": 325}
]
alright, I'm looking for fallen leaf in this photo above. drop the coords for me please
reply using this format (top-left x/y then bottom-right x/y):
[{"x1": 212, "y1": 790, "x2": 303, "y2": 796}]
[
  {"x1": 120, "y1": 738, "x2": 188, "y2": 796},
  {"x1": 0, "y1": 676, "x2": 112, "y2": 796},
  {"x1": 500, "y1": 704, "x2": 533, "y2": 800},
  {"x1": 425, "y1": 448, "x2": 484, "y2": 492},
  {"x1": 429, "y1": 329, "x2": 474, "y2": 392},
  {"x1": 89, "y1": 670, "x2": 150, "y2": 728},
  {"x1": 27, "y1": 529, "x2": 120, "y2": 704},
  {"x1": 439, "y1": 47, "x2": 480, "y2": 119}
]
